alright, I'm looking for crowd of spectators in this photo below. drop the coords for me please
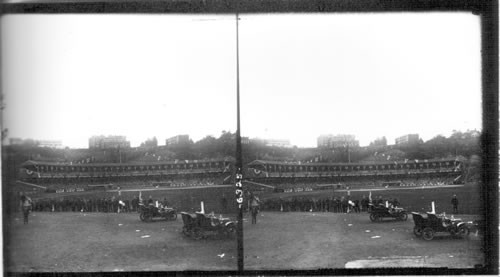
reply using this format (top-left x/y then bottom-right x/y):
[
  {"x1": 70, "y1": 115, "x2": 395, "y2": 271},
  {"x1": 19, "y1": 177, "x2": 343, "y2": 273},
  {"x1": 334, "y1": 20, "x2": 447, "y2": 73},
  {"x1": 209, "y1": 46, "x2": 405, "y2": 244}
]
[
  {"x1": 259, "y1": 195, "x2": 400, "y2": 213},
  {"x1": 30, "y1": 196, "x2": 142, "y2": 213},
  {"x1": 400, "y1": 177, "x2": 455, "y2": 187}
]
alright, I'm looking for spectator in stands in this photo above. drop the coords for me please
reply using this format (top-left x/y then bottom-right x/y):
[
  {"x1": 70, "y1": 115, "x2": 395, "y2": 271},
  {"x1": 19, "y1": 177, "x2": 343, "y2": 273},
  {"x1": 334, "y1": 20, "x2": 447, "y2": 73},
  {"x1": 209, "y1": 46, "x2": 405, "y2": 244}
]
[{"x1": 451, "y1": 195, "x2": 459, "y2": 213}]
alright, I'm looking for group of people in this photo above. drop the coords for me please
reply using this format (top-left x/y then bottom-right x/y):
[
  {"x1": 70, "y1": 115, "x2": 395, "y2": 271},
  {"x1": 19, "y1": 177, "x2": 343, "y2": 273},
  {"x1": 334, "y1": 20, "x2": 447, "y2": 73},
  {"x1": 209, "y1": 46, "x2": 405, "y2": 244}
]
[
  {"x1": 27, "y1": 196, "x2": 146, "y2": 214},
  {"x1": 259, "y1": 195, "x2": 400, "y2": 214}
]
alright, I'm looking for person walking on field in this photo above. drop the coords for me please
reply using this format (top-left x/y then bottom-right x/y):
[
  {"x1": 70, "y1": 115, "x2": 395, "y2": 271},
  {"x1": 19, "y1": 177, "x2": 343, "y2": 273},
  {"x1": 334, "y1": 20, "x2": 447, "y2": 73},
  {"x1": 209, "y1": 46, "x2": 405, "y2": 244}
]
[
  {"x1": 20, "y1": 193, "x2": 32, "y2": 224},
  {"x1": 451, "y1": 194, "x2": 459, "y2": 213},
  {"x1": 250, "y1": 193, "x2": 261, "y2": 225}
]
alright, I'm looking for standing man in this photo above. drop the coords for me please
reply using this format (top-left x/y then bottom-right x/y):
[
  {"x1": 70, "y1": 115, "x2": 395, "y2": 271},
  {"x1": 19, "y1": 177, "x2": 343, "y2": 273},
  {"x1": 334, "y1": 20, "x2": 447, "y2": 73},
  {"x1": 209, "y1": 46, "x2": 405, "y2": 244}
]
[
  {"x1": 20, "y1": 193, "x2": 32, "y2": 224},
  {"x1": 451, "y1": 194, "x2": 459, "y2": 213},
  {"x1": 250, "y1": 193, "x2": 260, "y2": 224},
  {"x1": 220, "y1": 193, "x2": 228, "y2": 213}
]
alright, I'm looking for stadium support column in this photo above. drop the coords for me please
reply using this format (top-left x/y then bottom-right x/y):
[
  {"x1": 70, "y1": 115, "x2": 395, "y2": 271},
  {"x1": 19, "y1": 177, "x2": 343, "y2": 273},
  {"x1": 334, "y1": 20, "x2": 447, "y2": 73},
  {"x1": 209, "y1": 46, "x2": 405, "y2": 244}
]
[{"x1": 234, "y1": 6, "x2": 244, "y2": 272}]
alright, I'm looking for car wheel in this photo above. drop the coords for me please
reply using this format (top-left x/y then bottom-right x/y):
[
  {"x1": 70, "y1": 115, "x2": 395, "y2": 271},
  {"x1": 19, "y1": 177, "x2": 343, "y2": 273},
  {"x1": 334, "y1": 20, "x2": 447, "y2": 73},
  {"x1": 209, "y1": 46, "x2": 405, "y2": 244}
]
[
  {"x1": 399, "y1": 212, "x2": 408, "y2": 221},
  {"x1": 139, "y1": 212, "x2": 147, "y2": 222},
  {"x1": 193, "y1": 229, "x2": 203, "y2": 240},
  {"x1": 422, "y1": 227, "x2": 435, "y2": 241},
  {"x1": 170, "y1": 213, "x2": 177, "y2": 221},
  {"x1": 413, "y1": 226, "x2": 423, "y2": 237},
  {"x1": 458, "y1": 226, "x2": 469, "y2": 239},
  {"x1": 369, "y1": 213, "x2": 377, "y2": 222},
  {"x1": 226, "y1": 225, "x2": 236, "y2": 238}
]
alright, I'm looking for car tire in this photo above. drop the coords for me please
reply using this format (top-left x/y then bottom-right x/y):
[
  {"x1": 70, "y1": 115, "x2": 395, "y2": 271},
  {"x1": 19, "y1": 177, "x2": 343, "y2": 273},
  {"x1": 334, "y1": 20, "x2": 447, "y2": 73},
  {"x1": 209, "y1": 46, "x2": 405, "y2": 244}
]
[
  {"x1": 413, "y1": 226, "x2": 423, "y2": 237},
  {"x1": 458, "y1": 226, "x2": 469, "y2": 239},
  {"x1": 369, "y1": 213, "x2": 377, "y2": 222},
  {"x1": 170, "y1": 213, "x2": 177, "y2": 221},
  {"x1": 422, "y1": 227, "x2": 435, "y2": 241},
  {"x1": 193, "y1": 229, "x2": 203, "y2": 240},
  {"x1": 399, "y1": 212, "x2": 408, "y2": 221},
  {"x1": 225, "y1": 225, "x2": 236, "y2": 239},
  {"x1": 182, "y1": 226, "x2": 188, "y2": 236}
]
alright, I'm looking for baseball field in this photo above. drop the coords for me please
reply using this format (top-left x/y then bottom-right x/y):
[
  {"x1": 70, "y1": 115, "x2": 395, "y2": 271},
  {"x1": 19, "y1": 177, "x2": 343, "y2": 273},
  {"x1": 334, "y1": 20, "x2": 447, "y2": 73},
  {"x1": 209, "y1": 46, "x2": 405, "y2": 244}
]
[{"x1": 5, "y1": 208, "x2": 483, "y2": 272}]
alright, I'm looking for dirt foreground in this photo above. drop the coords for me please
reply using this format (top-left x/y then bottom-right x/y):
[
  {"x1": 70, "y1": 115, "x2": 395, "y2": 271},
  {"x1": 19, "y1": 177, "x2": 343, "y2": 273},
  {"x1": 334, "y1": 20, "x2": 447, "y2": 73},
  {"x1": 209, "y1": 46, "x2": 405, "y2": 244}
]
[
  {"x1": 243, "y1": 212, "x2": 483, "y2": 270},
  {"x1": 4, "y1": 211, "x2": 483, "y2": 273},
  {"x1": 5, "y1": 212, "x2": 237, "y2": 272}
]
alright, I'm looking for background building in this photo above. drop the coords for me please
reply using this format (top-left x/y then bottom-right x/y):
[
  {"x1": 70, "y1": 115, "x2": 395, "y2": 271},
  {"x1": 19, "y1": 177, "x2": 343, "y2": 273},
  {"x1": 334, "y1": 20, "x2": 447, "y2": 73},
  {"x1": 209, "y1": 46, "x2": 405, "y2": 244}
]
[
  {"x1": 264, "y1": 139, "x2": 291, "y2": 147},
  {"x1": 317, "y1": 134, "x2": 359, "y2": 148},
  {"x1": 251, "y1": 138, "x2": 291, "y2": 148},
  {"x1": 89, "y1": 135, "x2": 130, "y2": 149},
  {"x1": 165, "y1": 135, "x2": 190, "y2": 146},
  {"x1": 241, "y1": 136, "x2": 250, "y2": 145},
  {"x1": 395, "y1": 134, "x2": 420, "y2": 145},
  {"x1": 37, "y1": 140, "x2": 63, "y2": 149},
  {"x1": 8, "y1": 138, "x2": 63, "y2": 148}
]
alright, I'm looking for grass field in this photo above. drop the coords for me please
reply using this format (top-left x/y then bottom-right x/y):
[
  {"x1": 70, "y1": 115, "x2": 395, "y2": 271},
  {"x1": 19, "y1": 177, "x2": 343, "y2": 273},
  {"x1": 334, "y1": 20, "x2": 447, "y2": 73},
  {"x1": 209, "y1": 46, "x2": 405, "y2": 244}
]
[
  {"x1": 5, "y1": 212, "x2": 237, "y2": 272},
  {"x1": 5, "y1": 210, "x2": 483, "y2": 272},
  {"x1": 260, "y1": 183, "x2": 484, "y2": 215},
  {"x1": 243, "y1": 212, "x2": 483, "y2": 270}
]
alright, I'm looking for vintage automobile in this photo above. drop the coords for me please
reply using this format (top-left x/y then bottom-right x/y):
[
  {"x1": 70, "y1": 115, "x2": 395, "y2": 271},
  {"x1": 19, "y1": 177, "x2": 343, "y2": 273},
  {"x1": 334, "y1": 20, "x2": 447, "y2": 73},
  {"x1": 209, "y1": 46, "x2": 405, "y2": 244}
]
[
  {"x1": 412, "y1": 212, "x2": 469, "y2": 240},
  {"x1": 181, "y1": 211, "x2": 236, "y2": 239},
  {"x1": 369, "y1": 203, "x2": 408, "y2": 222},
  {"x1": 139, "y1": 203, "x2": 177, "y2": 222}
]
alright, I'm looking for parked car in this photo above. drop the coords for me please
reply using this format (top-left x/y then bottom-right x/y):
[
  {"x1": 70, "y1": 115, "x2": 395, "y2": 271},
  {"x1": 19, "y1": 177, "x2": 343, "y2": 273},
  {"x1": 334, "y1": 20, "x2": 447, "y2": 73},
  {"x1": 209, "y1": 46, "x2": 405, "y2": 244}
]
[
  {"x1": 369, "y1": 203, "x2": 408, "y2": 222},
  {"x1": 139, "y1": 203, "x2": 177, "y2": 222},
  {"x1": 412, "y1": 212, "x2": 469, "y2": 240},
  {"x1": 181, "y1": 211, "x2": 236, "y2": 239}
]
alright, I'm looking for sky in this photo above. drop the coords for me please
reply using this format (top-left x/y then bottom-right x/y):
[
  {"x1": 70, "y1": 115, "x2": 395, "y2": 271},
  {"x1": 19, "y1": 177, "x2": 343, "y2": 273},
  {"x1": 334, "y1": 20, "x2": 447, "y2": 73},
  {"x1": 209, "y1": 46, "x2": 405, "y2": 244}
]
[{"x1": 2, "y1": 13, "x2": 481, "y2": 148}]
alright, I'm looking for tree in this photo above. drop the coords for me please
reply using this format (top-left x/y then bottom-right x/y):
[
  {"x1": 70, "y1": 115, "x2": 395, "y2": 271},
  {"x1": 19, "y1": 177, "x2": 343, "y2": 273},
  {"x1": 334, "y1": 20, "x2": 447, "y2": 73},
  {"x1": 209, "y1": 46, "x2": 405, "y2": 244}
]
[{"x1": 369, "y1": 136, "x2": 387, "y2": 147}]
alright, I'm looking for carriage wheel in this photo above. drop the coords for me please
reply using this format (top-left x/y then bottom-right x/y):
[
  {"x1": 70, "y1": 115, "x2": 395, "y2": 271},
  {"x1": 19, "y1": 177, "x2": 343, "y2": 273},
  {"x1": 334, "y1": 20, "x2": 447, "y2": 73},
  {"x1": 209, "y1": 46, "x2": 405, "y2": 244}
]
[
  {"x1": 458, "y1": 226, "x2": 469, "y2": 239},
  {"x1": 399, "y1": 212, "x2": 408, "y2": 221},
  {"x1": 422, "y1": 227, "x2": 435, "y2": 241},
  {"x1": 369, "y1": 214, "x2": 378, "y2": 222},
  {"x1": 413, "y1": 226, "x2": 423, "y2": 237}
]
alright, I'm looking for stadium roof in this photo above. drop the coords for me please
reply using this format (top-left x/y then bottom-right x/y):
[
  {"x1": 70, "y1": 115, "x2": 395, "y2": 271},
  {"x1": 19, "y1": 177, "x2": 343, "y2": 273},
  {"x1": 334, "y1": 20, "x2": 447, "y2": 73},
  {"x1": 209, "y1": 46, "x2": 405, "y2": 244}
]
[
  {"x1": 21, "y1": 158, "x2": 234, "y2": 167},
  {"x1": 247, "y1": 158, "x2": 461, "y2": 167}
]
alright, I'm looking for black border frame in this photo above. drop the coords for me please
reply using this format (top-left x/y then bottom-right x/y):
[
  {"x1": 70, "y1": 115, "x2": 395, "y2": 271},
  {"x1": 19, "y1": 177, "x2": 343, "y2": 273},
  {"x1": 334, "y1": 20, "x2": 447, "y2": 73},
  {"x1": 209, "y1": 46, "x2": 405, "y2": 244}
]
[{"x1": 1, "y1": 0, "x2": 498, "y2": 275}]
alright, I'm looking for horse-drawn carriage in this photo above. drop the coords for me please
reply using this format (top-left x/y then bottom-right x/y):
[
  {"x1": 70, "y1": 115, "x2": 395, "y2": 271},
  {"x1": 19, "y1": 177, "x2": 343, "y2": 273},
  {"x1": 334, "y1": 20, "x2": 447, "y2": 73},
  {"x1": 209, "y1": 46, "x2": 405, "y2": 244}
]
[
  {"x1": 412, "y1": 212, "x2": 469, "y2": 240},
  {"x1": 369, "y1": 203, "x2": 408, "y2": 222},
  {"x1": 181, "y1": 212, "x2": 236, "y2": 239}
]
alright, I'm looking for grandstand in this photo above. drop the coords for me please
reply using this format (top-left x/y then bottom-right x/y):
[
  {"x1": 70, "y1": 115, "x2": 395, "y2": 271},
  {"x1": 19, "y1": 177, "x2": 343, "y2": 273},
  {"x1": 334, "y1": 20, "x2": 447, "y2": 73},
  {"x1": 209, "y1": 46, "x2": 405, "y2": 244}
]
[
  {"x1": 18, "y1": 159, "x2": 234, "y2": 192},
  {"x1": 245, "y1": 158, "x2": 464, "y2": 192},
  {"x1": 17, "y1": 157, "x2": 464, "y2": 194}
]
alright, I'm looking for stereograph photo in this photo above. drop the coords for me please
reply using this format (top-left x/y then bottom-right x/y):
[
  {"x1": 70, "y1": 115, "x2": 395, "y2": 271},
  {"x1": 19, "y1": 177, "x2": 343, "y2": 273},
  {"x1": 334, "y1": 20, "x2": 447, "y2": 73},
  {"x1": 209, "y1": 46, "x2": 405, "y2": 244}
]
[{"x1": 1, "y1": 0, "x2": 497, "y2": 274}]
